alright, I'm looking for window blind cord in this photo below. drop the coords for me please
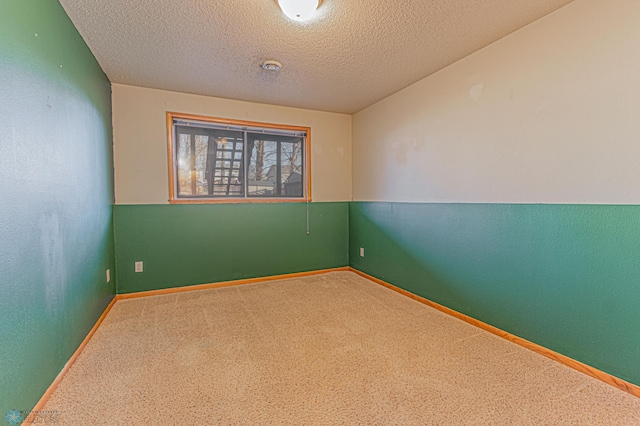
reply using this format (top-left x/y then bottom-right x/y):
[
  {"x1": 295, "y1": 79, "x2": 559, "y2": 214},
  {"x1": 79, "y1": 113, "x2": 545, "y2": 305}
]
[{"x1": 306, "y1": 200, "x2": 310, "y2": 235}]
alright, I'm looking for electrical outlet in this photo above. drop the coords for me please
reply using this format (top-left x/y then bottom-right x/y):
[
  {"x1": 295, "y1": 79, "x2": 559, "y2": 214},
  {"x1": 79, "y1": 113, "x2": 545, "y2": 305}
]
[
  {"x1": 360, "y1": 247, "x2": 365, "y2": 257},
  {"x1": 135, "y1": 261, "x2": 144, "y2": 273},
  {"x1": 106, "y1": 269, "x2": 111, "y2": 283}
]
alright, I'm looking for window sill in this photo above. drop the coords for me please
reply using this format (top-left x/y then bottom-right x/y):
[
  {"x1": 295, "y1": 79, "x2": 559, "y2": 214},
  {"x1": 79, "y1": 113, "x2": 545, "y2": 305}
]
[{"x1": 169, "y1": 198, "x2": 312, "y2": 205}]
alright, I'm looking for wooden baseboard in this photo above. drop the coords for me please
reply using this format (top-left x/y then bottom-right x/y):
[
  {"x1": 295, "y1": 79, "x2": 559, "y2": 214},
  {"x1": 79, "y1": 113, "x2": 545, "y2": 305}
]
[
  {"x1": 349, "y1": 267, "x2": 640, "y2": 399},
  {"x1": 32, "y1": 266, "x2": 634, "y2": 418},
  {"x1": 24, "y1": 296, "x2": 118, "y2": 424},
  {"x1": 117, "y1": 267, "x2": 351, "y2": 300}
]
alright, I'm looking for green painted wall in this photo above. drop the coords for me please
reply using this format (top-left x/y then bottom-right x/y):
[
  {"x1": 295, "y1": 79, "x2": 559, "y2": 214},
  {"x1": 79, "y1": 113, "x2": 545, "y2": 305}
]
[
  {"x1": 0, "y1": 0, "x2": 115, "y2": 416},
  {"x1": 350, "y1": 202, "x2": 640, "y2": 386},
  {"x1": 114, "y1": 203, "x2": 349, "y2": 293}
]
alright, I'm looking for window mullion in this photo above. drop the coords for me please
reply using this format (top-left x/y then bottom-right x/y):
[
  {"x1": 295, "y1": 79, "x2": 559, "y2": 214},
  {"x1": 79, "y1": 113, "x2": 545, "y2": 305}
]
[
  {"x1": 190, "y1": 132, "x2": 197, "y2": 196},
  {"x1": 276, "y1": 141, "x2": 282, "y2": 197},
  {"x1": 243, "y1": 131, "x2": 248, "y2": 199},
  {"x1": 302, "y1": 136, "x2": 307, "y2": 199},
  {"x1": 174, "y1": 128, "x2": 179, "y2": 198}
]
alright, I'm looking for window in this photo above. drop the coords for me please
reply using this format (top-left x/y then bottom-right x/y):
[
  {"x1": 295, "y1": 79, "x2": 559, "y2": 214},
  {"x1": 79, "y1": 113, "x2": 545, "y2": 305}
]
[{"x1": 167, "y1": 112, "x2": 311, "y2": 203}]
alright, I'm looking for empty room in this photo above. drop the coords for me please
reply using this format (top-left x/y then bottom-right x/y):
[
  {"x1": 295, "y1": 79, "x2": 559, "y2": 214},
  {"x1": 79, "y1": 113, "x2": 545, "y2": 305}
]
[{"x1": 2, "y1": 0, "x2": 640, "y2": 424}]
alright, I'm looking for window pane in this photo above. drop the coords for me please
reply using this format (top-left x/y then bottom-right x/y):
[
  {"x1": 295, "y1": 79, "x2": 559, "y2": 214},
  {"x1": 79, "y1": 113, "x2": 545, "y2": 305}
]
[
  {"x1": 177, "y1": 133, "x2": 193, "y2": 196},
  {"x1": 248, "y1": 140, "x2": 277, "y2": 196},
  {"x1": 281, "y1": 141, "x2": 303, "y2": 197},
  {"x1": 176, "y1": 127, "x2": 244, "y2": 197},
  {"x1": 247, "y1": 135, "x2": 304, "y2": 197},
  {"x1": 194, "y1": 134, "x2": 209, "y2": 195},
  {"x1": 208, "y1": 134, "x2": 244, "y2": 196}
]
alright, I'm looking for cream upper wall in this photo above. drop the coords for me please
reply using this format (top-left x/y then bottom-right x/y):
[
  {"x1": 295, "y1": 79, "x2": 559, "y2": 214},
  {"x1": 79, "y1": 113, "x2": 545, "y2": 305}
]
[
  {"x1": 112, "y1": 84, "x2": 352, "y2": 204},
  {"x1": 353, "y1": 0, "x2": 640, "y2": 204}
]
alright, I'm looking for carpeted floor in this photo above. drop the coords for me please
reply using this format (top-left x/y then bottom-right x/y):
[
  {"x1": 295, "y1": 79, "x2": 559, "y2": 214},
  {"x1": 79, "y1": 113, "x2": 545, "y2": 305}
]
[{"x1": 43, "y1": 272, "x2": 640, "y2": 425}]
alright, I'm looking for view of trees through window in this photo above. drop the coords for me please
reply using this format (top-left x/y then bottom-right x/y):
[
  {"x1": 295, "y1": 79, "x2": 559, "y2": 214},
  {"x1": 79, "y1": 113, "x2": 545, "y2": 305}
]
[
  {"x1": 173, "y1": 120, "x2": 306, "y2": 199},
  {"x1": 177, "y1": 130, "x2": 245, "y2": 197},
  {"x1": 248, "y1": 135, "x2": 303, "y2": 197}
]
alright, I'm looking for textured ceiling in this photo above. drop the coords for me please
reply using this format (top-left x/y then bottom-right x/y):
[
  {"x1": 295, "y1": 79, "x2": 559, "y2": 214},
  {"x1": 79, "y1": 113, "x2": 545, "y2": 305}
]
[{"x1": 59, "y1": 0, "x2": 575, "y2": 114}]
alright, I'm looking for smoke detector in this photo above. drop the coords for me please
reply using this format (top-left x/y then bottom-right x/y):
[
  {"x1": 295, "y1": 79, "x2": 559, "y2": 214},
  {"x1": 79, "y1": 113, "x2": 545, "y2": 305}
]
[{"x1": 261, "y1": 60, "x2": 282, "y2": 72}]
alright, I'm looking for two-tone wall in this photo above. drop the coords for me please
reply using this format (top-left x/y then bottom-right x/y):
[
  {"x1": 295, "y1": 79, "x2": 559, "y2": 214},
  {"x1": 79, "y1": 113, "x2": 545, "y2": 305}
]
[
  {"x1": 0, "y1": 0, "x2": 116, "y2": 415},
  {"x1": 4, "y1": 0, "x2": 639, "y2": 415},
  {"x1": 111, "y1": 85, "x2": 352, "y2": 293},
  {"x1": 351, "y1": 0, "x2": 640, "y2": 386}
]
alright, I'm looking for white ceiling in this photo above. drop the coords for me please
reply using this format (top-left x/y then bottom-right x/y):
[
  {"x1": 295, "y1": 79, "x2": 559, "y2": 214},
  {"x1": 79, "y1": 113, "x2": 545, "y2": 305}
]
[{"x1": 60, "y1": 0, "x2": 575, "y2": 114}]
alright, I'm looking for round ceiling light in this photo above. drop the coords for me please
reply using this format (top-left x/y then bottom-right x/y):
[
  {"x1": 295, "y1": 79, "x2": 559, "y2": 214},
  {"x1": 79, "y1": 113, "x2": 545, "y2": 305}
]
[
  {"x1": 261, "y1": 60, "x2": 283, "y2": 72},
  {"x1": 278, "y1": 0, "x2": 320, "y2": 22}
]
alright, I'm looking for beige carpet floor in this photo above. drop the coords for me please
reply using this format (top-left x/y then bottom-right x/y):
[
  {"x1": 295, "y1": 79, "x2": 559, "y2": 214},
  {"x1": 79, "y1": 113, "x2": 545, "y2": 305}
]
[{"x1": 43, "y1": 271, "x2": 640, "y2": 425}]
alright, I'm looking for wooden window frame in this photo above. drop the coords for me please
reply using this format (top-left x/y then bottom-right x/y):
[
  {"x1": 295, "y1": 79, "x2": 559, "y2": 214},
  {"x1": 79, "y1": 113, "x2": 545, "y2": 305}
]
[{"x1": 166, "y1": 112, "x2": 312, "y2": 204}]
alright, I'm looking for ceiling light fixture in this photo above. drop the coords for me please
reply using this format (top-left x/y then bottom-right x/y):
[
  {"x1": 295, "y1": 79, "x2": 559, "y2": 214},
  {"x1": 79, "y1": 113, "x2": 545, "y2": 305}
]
[
  {"x1": 277, "y1": 0, "x2": 322, "y2": 22},
  {"x1": 261, "y1": 60, "x2": 282, "y2": 72}
]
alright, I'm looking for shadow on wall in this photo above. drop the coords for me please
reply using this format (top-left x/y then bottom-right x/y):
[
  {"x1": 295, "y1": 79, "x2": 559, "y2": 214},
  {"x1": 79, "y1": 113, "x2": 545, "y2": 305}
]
[{"x1": 349, "y1": 201, "x2": 640, "y2": 387}]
